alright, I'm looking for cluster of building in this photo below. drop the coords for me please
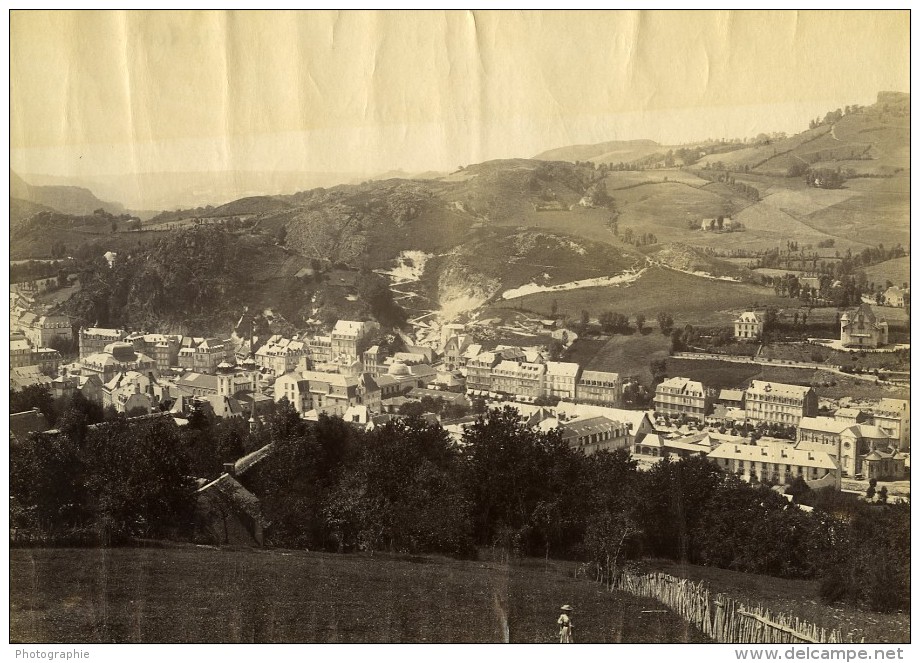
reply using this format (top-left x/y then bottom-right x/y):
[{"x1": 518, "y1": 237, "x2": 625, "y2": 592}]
[
  {"x1": 650, "y1": 370, "x2": 908, "y2": 483},
  {"x1": 464, "y1": 347, "x2": 622, "y2": 407},
  {"x1": 9, "y1": 299, "x2": 910, "y2": 493}
]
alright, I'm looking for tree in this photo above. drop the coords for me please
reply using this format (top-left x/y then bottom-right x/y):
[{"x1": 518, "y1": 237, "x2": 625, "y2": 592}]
[
  {"x1": 878, "y1": 486, "x2": 889, "y2": 504},
  {"x1": 85, "y1": 416, "x2": 197, "y2": 541},
  {"x1": 657, "y1": 312, "x2": 674, "y2": 335},
  {"x1": 10, "y1": 385, "x2": 57, "y2": 427},
  {"x1": 268, "y1": 397, "x2": 305, "y2": 443},
  {"x1": 634, "y1": 313, "x2": 646, "y2": 333},
  {"x1": 599, "y1": 311, "x2": 628, "y2": 334},
  {"x1": 463, "y1": 406, "x2": 581, "y2": 555},
  {"x1": 324, "y1": 419, "x2": 472, "y2": 555},
  {"x1": 548, "y1": 339, "x2": 564, "y2": 361},
  {"x1": 260, "y1": 414, "x2": 359, "y2": 549}
]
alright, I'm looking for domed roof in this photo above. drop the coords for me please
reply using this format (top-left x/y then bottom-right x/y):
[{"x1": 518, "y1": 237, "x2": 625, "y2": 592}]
[
  {"x1": 103, "y1": 341, "x2": 138, "y2": 362},
  {"x1": 84, "y1": 352, "x2": 118, "y2": 366},
  {"x1": 388, "y1": 361, "x2": 410, "y2": 376}
]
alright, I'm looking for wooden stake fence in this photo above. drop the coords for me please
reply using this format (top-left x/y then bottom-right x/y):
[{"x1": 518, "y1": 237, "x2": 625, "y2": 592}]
[{"x1": 612, "y1": 571, "x2": 863, "y2": 644}]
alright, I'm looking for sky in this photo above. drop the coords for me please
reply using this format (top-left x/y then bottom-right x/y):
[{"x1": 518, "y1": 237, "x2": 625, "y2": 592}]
[{"x1": 9, "y1": 10, "x2": 910, "y2": 186}]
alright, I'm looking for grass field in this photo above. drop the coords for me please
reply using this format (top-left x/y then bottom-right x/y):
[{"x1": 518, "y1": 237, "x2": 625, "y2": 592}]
[
  {"x1": 566, "y1": 332, "x2": 672, "y2": 382},
  {"x1": 511, "y1": 267, "x2": 786, "y2": 327},
  {"x1": 864, "y1": 256, "x2": 910, "y2": 289},
  {"x1": 10, "y1": 547, "x2": 707, "y2": 644},
  {"x1": 642, "y1": 559, "x2": 909, "y2": 644},
  {"x1": 665, "y1": 358, "x2": 909, "y2": 401}
]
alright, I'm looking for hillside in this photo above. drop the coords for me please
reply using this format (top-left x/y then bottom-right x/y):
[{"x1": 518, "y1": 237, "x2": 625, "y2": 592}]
[
  {"x1": 16, "y1": 94, "x2": 908, "y2": 331},
  {"x1": 532, "y1": 94, "x2": 909, "y2": 255},
  {"x1": 11, "y1": 170, "x2": 125, "y2": 216},
  {"x1": 534, "y1": 138, "x2": 663, "y2": 163},
  {"x1": 696, "y1": 92, "x2": 908, "y2": 177},
  {"x1": 9, "y1": 197, "x2": 57, "y2": 227},
  {"x1": 10, "y1": 547, "x2": 706, "y2": 643},
  {"x1": 644, "y1": 243, "x2": 754, "y2": 282},
  {"x1": 864, "y1": 256, "x2": 910, "y2": 288}
]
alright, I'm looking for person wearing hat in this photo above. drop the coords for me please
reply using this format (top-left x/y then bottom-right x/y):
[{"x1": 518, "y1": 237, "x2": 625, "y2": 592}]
[{"x1": 557, "y1": 605, "x2": 574, "y2": 643}]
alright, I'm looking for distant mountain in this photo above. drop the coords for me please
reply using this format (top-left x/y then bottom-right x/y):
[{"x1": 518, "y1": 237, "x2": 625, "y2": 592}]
[
  {"x1": 10, "y1": 197, "x2": 58, "y2": 227},
  {"x1": 534, "y1": 139, "x2": 662, "y2": 164},
  {"x1": 10, "y1": 170, "x2": 125, "y2": 216},
  {"x1": 18, "y1": 170, "x2": 369, "y2": 211}
]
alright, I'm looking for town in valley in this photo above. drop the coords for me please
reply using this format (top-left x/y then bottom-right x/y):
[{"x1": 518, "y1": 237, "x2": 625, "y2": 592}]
[{"x1": 8, "y1": 9, "x2": 910, "y2": 647}]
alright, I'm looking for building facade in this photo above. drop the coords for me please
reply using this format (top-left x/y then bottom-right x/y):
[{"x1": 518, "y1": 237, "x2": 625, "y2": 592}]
[
  {"x1": 744, "y1": 380, "x2": 817, "y2": 426},
  {"x1": 80, "y1": 327, "x2": 127, "y2": 359},
  {"x1": 544, "y1": 361, "x2": 580, "y2": 401},
  {"x1": 734, "y1": 311, "x2": 764, "y2": 340},
  {"x1": 840, "y1": 303, "x2": 888, "y2": 348},
  {"x1": 707, "y1": 441, "x2": 841, "y2": 490},
  {"x1": 654, "y1": 377, "x2": 710, "y2": 420},
  {"x1": 575, "y1": 370, "x2": 622, "y2": 407}
]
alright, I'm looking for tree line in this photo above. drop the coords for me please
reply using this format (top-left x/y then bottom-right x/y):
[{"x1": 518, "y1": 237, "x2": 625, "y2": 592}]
[{"x1": 10, "y1": 395, "x2": 909, "y2": 613}]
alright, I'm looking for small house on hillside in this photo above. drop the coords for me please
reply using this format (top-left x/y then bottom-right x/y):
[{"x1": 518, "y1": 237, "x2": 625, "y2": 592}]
[{"x1": 840, "y1": 303, "x2": 888, "y2": 348}]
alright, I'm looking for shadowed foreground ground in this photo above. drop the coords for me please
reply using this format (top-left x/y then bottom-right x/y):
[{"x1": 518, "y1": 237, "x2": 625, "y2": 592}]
[{"x1": 11, "y1": 546, "x2": 707, "y2": 643}]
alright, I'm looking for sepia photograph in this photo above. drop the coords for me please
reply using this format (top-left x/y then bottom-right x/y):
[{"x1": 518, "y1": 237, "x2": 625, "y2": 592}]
[{"x1": 6, "y1": 8, "x2": 911, "y2": 649}]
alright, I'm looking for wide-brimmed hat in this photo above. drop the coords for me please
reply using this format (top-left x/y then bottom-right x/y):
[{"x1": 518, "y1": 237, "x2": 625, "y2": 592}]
[{"x1": 560, "y1": 605, "x2": 573, "y2": 611}]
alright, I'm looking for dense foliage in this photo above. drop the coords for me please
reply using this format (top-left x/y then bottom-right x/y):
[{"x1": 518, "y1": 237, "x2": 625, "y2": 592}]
[
  {"x1": 66, "y1": 226, "x2": 247, "y2": 333},
  {"x1": 10, "y1": 402, "x2": 909, "y2": 613}
]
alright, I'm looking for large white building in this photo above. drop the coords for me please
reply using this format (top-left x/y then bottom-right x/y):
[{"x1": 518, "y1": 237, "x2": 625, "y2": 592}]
[
  {"x1": 255, "y1": 335, "x2": 308, "y2": 376},
  {"x1": 544, "y1": 361, "x2": 580, "y2": 401},
  {"x1": 734, "y1": 311, "x2": 764, "y2": 340},
  {"x1": 654, "y1": 377, "x2": 710, "y2": 420},
  {"x1": 840, "y1": 303, "x2": 888, "y2": 348},
  {"x1": 80, "y1": 327, "x2": 127, "y2": 359},
  {"x1": 331, "y1": 320, "x2": 377, "y2": 362},
  {"x1": 708, "y1": 439, "x2": 841, "y2": 490},
  {"x1": 575, "y1": 370, "x2": 622, "y2": 407},
  {"x1": 872, "y1": 398, "x2": 910, "y2": 451},
  {"x1": 796, "y1": 416, "x2": 893, "y2": 478},
  {"x1": 491, "y1": 361, "x2": 546, "y2": 400},
  {"x1": 744, "y1": 380, "x2": 817, "y2": 426},
  {"x1": 273, "y1": 369, "x2": 380, "y2": 417}
]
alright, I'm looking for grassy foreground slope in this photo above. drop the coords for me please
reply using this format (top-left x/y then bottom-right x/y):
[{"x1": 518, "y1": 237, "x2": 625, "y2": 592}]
[
  {"x1": 644, "y1": 559, "x2": 909, "y2": 644},
  {"x1": 10, "y1": 547, "x2": 707, "y2": 644}
]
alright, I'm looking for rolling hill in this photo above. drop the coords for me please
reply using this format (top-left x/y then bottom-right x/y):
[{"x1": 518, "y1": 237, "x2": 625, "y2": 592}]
[
  {"x1": 15, "y1": 93, "x2": 907, "y2": 334},
  {"x1": 11, "y1": 170, "x2": 126, "y2": 217}
]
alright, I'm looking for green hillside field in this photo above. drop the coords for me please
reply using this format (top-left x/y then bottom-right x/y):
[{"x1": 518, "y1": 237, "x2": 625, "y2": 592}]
[
  {"x1": 505, "y1": 267, "x2": 787, "y2": 327},
  {"x1": 10, "y1": 546, "x2": 706, "y2": 644},
  {"x1": 864, "y1": 256, "x2": 911, "y2": 288}
]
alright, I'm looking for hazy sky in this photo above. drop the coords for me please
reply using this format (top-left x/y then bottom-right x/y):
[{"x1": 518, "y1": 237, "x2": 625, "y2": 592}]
[{"x1": 10, "y1": 9, "x2": 910, "y2": 179}]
